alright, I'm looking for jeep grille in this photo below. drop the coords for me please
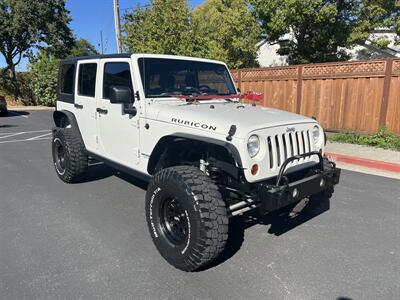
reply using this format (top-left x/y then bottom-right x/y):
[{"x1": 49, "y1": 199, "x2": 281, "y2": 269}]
[{"x1": 266, "y1": 130, "x2": 314, "y2": 170}]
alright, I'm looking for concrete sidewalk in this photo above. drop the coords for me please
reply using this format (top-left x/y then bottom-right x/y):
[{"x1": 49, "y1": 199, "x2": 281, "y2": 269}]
[{"x1": 325, "y1": 141, "x2": 400, "y2": 180}]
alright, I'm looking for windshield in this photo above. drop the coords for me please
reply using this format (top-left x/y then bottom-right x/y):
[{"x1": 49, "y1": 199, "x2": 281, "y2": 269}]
[{"x1": 138, "y1": 58, "x2": 236, "y2": 98}]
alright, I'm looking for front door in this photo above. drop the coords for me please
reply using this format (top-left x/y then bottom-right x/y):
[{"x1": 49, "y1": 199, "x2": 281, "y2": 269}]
[{"x1": 96, "y1": 59, "x2": 140, "y2": 167}]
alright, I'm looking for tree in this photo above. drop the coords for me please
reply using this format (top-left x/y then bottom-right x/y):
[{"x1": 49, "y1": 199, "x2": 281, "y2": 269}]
[
  {"x1": 29, "y1": 51, "x2": 59, "y2": 106},
  {"x1": 124, "y1": 0, "x2": 197, "y2": 56},
  {"x1": 0, "y1": 0, "x2": 73, "y2": 98},
  {"x1": 69, "y1": 38, "x2": 99, "y2": 57},
  {"x1": 251, "y1": 0, "x2": 400, "y2": 64},
  {"x1": 124, "y1": 0, "x2": 261, "y2": 68},
  {"x1": 192, "y1": 0, "x2": 261, "y2": 68},
  {"x1": 251, "y1": 0, "x2": 357, "y2": 64},
  {"x1": 349, "y1": 0, "x2": 400, "y2": 45}
]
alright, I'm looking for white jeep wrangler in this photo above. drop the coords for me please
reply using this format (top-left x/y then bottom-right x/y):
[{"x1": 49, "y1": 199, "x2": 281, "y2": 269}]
[{"x1": 52, "y1": 54, "x2": 340, "y2": 271}]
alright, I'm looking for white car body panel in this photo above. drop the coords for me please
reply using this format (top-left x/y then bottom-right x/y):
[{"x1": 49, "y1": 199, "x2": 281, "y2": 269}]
[{"x1": 57, "y1": 53, "x2": 325, "y2": 183}]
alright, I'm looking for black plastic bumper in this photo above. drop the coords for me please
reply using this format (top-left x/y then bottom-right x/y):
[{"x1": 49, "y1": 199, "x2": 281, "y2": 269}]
[{"x1": 256, "y1": 152, "x2": 341, "y2": 214}]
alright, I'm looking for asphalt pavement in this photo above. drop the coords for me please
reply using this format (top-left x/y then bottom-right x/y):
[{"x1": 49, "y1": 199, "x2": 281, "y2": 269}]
[{"x1": 0, "y1": 109, "x2": 399, "y2": 299}]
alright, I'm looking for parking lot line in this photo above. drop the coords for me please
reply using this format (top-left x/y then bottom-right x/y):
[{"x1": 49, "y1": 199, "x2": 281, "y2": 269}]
[
  {"x1": 0, "y1": 132, "x2": 25, "y2": 139},
  {"x1": 0, "y1": 137, "x2": 51, "y2": 144},
  {"x1": 26, "y1": 132, "x2": 52, "y2": 140},
  {"x1": 0, "y1": 129, "x2": 50, "y2": 137}
]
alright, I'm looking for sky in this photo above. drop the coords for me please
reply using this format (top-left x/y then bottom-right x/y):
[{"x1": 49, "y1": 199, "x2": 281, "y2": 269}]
[{"x1": 0, "y1": 0, "x2": 203, "y2": 71}]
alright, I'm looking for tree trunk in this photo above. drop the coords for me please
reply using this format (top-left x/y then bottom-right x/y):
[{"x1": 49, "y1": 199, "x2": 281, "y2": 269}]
[{"x1": 6, "y1": 59, "x2": 20, "y2": 100}]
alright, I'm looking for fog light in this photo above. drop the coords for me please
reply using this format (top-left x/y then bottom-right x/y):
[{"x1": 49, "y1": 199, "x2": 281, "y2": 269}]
[
  {"x1": 292, "y1": 188, "x2": 299, "y2": 198},
  {"x1": 320, "y1": 178, "x2": 326, "y2": 187},
  {"x1": 251, "y1": 164, "x2": 259, "y2": 175}
]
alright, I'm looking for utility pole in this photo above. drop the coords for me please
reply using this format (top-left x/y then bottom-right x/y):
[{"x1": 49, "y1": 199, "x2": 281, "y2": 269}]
[
  {"x1": 113, "y1": 0, "x2": 123, "y2": 53},
  {"x1": 100, "y1": 30, "x2": 104, "y2": 54}
]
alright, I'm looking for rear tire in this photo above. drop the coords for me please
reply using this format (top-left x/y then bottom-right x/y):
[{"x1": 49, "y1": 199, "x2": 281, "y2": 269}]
[
  {"x1": 145, "y1": 166, "x2": 229, "y2": 272},
  {"x1": 52, "y1": 128, "x2": 88, "y2": 183}
]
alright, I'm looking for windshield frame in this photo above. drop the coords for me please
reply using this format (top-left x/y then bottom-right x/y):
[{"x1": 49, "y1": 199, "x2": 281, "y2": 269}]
[{"x1": 137, "y1": 57, "x2": 237, "y2": 100}]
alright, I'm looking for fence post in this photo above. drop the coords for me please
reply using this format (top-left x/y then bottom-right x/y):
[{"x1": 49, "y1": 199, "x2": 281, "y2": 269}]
[
  {"x1": 379, "y1": 59, "x2": 393, "y2": 127},
  {"x1": 238, "y1": 70, "x2": 242, "y2": 91},
  {"x1": 296, "y1": 66, "x2": 303, "y2": 114}
]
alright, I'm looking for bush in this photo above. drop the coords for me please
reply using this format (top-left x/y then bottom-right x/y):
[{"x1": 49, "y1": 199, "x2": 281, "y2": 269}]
[
  {"x1": 0, "y1": 71, "x2": 35, "y2": 105},
  {"x1": 330, "y1": 128, "x2": 400, "y2": 151},
  {"x1": 29, "y1": 52, "x2": 60, "y2": 106}
]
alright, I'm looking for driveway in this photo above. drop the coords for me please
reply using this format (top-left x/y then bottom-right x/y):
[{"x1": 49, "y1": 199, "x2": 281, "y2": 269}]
[{"x1": 0, "y1": 110, "x2": 399, "y2": 299}]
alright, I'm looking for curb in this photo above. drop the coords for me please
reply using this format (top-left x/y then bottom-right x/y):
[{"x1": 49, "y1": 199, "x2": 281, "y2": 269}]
[
  {"x1": 9, "y1": 107, "x2": 54, "y2": 111},
  {"x1": 325, "y1": 152, "x2": 400, "y2": 173}
]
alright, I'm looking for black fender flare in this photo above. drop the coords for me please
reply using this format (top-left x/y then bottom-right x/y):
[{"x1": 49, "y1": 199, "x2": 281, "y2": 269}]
[
  {"x1": 147, "y1": 133, "x2": 243, "y2": 175},
  {"x1": 52, "y1": 110, "x2": 85, "y2": 149}
]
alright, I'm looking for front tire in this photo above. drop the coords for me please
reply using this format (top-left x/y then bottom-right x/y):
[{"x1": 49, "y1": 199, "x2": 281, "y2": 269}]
[
  {"x1": 52, "y1": 128, "x2": 88, "y2": 183},
  {"x1": 145, "y1": 166, "x2": 229, "y2": 272}
]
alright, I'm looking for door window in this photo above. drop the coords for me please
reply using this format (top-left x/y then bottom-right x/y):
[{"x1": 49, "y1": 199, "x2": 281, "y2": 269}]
[
  {"x1": 103, "y1": 62, "x2": 133, "y2": 99},
  {"x1": 78, "y1": 63, "x2": 97, "y2": 97}
]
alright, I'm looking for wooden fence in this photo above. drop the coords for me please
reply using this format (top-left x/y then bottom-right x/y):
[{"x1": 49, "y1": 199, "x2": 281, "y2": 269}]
[{"x1": 231, "y1": 59, "x2": 400, "y2": 135}]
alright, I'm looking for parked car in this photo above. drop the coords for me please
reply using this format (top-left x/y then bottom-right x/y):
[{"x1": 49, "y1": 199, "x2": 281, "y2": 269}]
[
  {"x1": 51, "y1": 53, "x2": 341, "y2": 271},
  {"x1": 0, "y1": 95, "x2": 7, "y2": 116}
]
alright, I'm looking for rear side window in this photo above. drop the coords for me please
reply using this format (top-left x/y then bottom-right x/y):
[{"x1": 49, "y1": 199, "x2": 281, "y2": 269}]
[
  {"x1": 103, "y1": 62, "x2": 133, "y2": 99},
  {"x1": 78, "y1": 63, "x2": 97, "y2": 97},
  {"x1": 60, "y1": 64, "x2": 75, "y2": 94}
]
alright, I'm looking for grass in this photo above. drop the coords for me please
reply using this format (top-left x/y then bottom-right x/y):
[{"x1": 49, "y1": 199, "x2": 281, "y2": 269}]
[{"x1": 329, "y1": 128, "x2": 400, "y2": 152}]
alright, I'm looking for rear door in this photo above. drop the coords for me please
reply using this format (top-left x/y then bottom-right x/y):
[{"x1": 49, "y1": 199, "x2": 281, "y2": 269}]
[
  {"x1": 74, "y1": 59, "x2": 100, "y2": 152},
  {"x1": 96, "y1": 59, "x2": 140, "y2": 167}
]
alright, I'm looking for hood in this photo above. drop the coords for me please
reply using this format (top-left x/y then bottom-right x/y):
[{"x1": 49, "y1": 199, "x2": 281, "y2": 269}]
[{"x1": 147, "y1": 100, "x2": 316, "y2": 139}]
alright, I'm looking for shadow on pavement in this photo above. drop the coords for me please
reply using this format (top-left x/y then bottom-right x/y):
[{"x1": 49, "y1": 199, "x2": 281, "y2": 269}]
[
  {"x1": 79, "y1": 160, "x2": 329, "y2": 270},
  {"x1": 202, "y1": 199, "x2": 330, "y2": 270},
  {"x1": 6, "y1": 110, "x2": 31, "y2": 117},
  {"x1": 78, "y1": 160, "x2": 148, "y2": 190},
  {"x1": 0, "y1": 124, "x2": 18, "y2": 128}
]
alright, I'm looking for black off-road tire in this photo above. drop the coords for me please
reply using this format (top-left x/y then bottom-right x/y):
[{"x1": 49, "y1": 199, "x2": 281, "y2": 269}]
[
  {"x1": 145, "y1": 166, "x2": 229, "y2": 272},
  {"x1": 52, "y1": 128, "x2": 88, "y2": 183}
]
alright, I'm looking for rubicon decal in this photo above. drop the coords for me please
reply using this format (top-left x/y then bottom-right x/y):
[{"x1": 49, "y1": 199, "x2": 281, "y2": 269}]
[{"x1": 171, "y1": 118, "x2": 217, "y2": 131}]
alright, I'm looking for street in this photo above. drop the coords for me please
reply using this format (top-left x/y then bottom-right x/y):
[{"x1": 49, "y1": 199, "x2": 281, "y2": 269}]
[{"x1": 0, "y1": 110, "x2": 399, "y2": 299}]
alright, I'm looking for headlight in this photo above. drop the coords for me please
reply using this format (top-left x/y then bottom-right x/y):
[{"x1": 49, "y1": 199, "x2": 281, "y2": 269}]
[
  {"x1": 247, "y1": 135, "x2": 260, "y2": 158},
  {"x1": 312, "y1": 125, "x2": 320, "y2": 145}
]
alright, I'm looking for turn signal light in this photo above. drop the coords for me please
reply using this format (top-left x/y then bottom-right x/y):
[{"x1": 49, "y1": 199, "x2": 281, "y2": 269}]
[{"x1": 251, "y1": 164, "x2": 259, "y2": 175}]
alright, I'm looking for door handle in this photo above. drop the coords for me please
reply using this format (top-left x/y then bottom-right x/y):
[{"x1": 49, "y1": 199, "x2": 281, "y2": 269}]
[
  {"x1": 96, "y1": 108, "x2": 108, "y2": 114},
  {"x1": 74, "y1": 103, "x2": 83, "y2": 109}
]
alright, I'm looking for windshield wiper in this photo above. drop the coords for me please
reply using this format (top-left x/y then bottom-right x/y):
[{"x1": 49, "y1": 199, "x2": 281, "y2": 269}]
[{"x1": 175, "y1": 94, "x2": 241, "y2": 102}]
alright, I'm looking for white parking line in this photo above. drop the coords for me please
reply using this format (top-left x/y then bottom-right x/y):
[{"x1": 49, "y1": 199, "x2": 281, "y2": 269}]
[
  {"x1": 0, "y1": 137, "x2": 51, "y2": 144},
  {"x1": 26, "y1": 132, "x2": 52, "y2": 140},
  {"x1": 0, "y1": 129, "x2": 50, "y2": 137},
  {"x1": 0, "y1": 132, "x2": 25, "y2": 139},
  {"x1": 8, "y1": 111, "x2": 29, "y2": 118}
]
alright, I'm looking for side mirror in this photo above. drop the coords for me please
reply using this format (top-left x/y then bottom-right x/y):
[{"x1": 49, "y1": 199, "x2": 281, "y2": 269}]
[{"x1": 109, "y1": 85, "x2": 133, "y2": 104}]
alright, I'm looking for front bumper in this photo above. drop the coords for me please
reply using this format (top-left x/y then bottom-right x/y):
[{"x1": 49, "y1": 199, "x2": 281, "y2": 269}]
[{"x1": 256, "y1": 151, "x2": 340, "y2": 214}]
